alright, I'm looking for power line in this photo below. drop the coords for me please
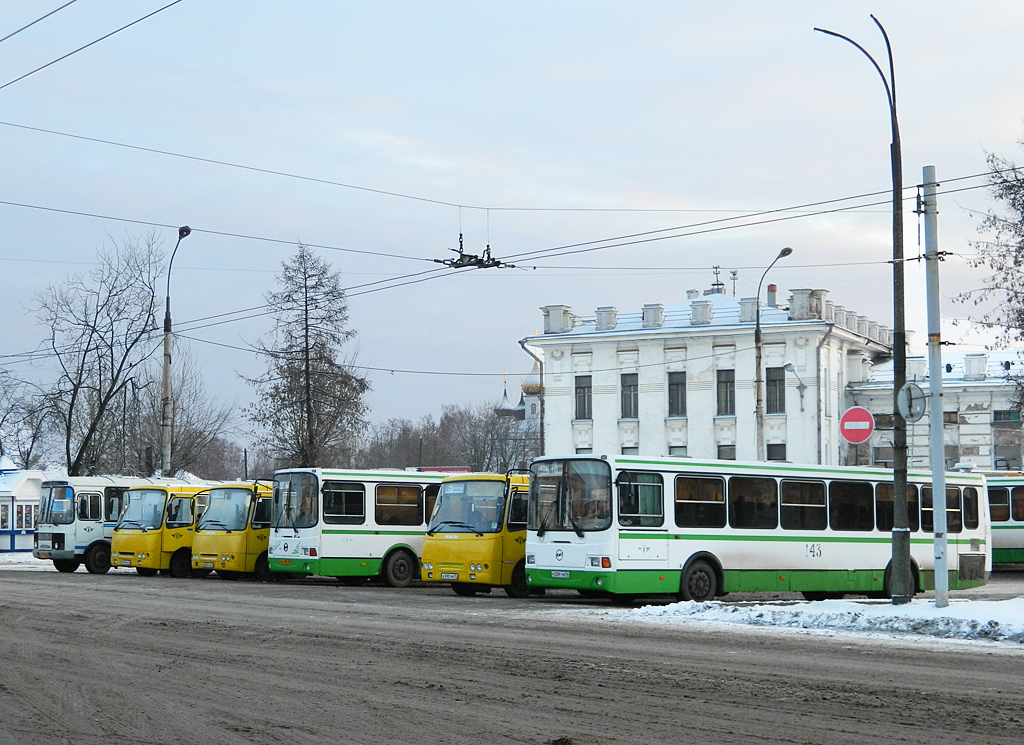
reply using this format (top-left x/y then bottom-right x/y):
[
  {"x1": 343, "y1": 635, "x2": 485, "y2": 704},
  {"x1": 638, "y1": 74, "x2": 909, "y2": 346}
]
[
  {"x1": 0, "y1": 1, "x2": 185, "y2": 93},
  {"x1": 0, "y1": 1, "x2": 79, "y2": 45}
]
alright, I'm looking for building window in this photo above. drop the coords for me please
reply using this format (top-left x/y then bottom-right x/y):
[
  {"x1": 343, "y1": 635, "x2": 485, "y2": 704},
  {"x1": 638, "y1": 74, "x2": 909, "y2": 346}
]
[
  {"x1": 942, "y1": 411, "x2": 958, "y2": 425},
  {"x1": 575, "y1": 447, "x2": 592, "y2": 455},
  {"x1": 874, "y1": 413, "x2": 894, "y2": 430},
  {"x1": 944, "y1": 445, "x2": 959, "y2": 469},
  {"x1": 766, "y1": 443, "x2": 787, "y2": 461},
  {"x1": 717, "y1": 445, "x2": 736, "y2": 460},
  {"x1": 873, "y1": 446, "x2": 894, "y2": 467},
  {"x1": 994, "y1": 410, "x2": 1021, "y2": 422},
  {"x1": 766, "y1": 367, "x2": 786, "y2": 414},
  {"x1": 620, "y1": 373, "x2": 638, "y2": 419},
  {"x1": 621, "y1": 446, "x2": 639, "y2": 455},
  {"x1": 668, "y1": 445, "x2": 687, "y2": 457},
  {"x1": 994, "y1": 444, "x2": 1022, "y2": 471},
  {"x1": 574, "y1": 375, "x2": 592, "y2": 420},
  {"x1": 668, "y1": 371, "x2": 686, "y2": 417},
  {"x1": 716, "y1": 369, "x2": 735, "y2": 416}
]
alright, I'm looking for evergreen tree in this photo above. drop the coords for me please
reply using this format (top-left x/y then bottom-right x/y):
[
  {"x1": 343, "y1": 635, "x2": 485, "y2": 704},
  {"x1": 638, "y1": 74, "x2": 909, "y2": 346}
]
[{"x1": 248, "y1": 246, "x2": 368, "y2": 467}]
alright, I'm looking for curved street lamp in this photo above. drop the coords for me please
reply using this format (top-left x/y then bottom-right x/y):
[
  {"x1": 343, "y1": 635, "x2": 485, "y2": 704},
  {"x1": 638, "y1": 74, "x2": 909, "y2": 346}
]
[
  {"x1": 755, "y1": 246, "x2": 793, "y2": 461},
  {"x1": 161, "y1": 225, "x2": 191, "y2": 476},
  {"x1": 815, "y1": 15, "x2": 911, "y2": 606}
]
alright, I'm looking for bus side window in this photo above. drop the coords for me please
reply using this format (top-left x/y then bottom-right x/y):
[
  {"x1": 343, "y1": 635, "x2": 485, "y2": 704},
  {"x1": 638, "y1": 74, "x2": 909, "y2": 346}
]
[
  {"x1": 78, "y1": 493, "x2": 101, "y2": 521},
  {"x1": 989, "y1": 488, "x2": 1010, "y2": 522},
  {"x1": 105, "y1": 489, "x2": 125, "y2": 522},
  {"x1": 507, "y1": 489, "x2": 528, "y2": 531}
]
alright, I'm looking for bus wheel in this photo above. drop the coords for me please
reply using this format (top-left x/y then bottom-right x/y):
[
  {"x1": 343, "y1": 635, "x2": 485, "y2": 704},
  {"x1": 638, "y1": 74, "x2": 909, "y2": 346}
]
[
  {"x1": 382, "y1": 550, "x2": 416, "y2": 588},
  {"x1": 136, "y1": 567, "x2": 158, "y2": 577},
  {"x1": 505, "y1": 562, "x2": 531, "y2": 599},
  {"x1": 254, "y1": 553, "x2": 272, "y2": 582},
  {"x1": 168, "y1": 550, "x2": 192, "y2": 578},
  {"x1": 53, "y1": 559, "x2": 79, "y2": 573},
  {"x1": 84, "y1": 544, "x2": 111, "y2": 574},
  {"x1": 680, "y1": 560, "x2": 717, "y2": 602},
  {"x1": 451, "y1": 583, "x2": 480, "y2": 596}
]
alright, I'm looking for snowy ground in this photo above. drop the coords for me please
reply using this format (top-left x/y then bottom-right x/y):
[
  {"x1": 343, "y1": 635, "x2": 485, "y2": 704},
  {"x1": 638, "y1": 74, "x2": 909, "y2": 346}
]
[{"x1": 5, "y1": 551, "x2": 1023, "y2": 647}]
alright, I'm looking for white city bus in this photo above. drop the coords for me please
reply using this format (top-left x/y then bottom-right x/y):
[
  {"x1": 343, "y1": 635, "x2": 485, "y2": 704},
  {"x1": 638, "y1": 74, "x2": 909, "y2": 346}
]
[
  {"x1": 982, "y1": 472, "x2": 1024, "y2": 565},
  {"x1": 34, "y1": 476, "x2": 147, "y2": 573},
  {"x1": 269, "y1": 468, "x2": 445, "y2": 586},
  {"x1": 526, "y1": 455, "x2": 990, "y2": 601}
]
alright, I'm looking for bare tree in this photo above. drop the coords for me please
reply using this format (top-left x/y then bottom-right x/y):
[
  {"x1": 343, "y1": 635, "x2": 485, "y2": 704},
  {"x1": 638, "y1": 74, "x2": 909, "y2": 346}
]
[
  {"x1": 33, "y1": 235, "x2": 163, "y2": 476},
  {"x1": 353, "y1": 402, "x2": 540, "y2": 472},
  {"x1": 0, "y1": 373, "x2": 49, "y2": 468},
  {"x1": 248, "y1": 245, "x2": 369, "y2": 467},
  {"x1": 129, "y1": 347, "x2": 234, "y2": 477}
]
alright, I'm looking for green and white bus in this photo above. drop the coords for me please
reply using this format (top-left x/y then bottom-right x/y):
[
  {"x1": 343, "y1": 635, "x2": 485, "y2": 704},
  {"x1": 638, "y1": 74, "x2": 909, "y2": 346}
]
[
  {"x1": 269, "y1": 468, "x2": 445, "y2": 586},
  {"x1": 525, "y1": 456, "x2": 991, "y2": 601},
  {"x1": 983, "y1": 472, "x2": 1024, "y2": 565}
]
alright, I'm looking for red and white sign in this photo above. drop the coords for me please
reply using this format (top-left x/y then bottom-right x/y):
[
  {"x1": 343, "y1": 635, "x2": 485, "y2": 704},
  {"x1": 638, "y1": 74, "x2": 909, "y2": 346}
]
[{"x1": 839, "y1": 406, "x2": 875, "y2": 444}]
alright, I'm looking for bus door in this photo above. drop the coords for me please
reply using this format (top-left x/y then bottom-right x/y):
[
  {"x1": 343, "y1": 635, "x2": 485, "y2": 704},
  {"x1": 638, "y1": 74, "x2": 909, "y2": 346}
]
[
  {"x1": 163, "y1": 494, "x2": 197, "y2": 557},
  {"x1": 502, "y1": 484, "x2": 529, "y2": 580},
  {"x1": 248, "y1": 495, "x2": 272, "y2": 560},
  {"x1": 76, "y1": 491, "x2": 102, "y2": 541}
]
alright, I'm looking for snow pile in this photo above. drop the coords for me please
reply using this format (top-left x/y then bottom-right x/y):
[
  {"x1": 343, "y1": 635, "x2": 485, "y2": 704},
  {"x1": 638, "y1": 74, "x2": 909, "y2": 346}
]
[
  {"x1": 0, "y1": 553, "x2": 51, "y2": 569},
  {"x1": 618, "y1": 597, "x2": 1024, "y2": 644}
]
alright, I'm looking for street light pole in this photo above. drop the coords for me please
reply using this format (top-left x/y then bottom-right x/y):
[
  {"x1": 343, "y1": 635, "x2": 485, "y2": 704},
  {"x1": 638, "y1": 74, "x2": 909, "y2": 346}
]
[
  {"x1": 815, "y1": 16, "x2": 910, "y2": 604},
  {"x1": 161, "y1": 225, "x2": 191, "y2": 477},
  {"x1": 755, "y1": 247, "x2": 793, "y2": 461}
]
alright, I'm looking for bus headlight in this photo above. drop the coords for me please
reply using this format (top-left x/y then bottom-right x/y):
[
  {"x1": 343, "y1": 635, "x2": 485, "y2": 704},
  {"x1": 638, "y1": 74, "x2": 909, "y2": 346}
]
[{"x1": 526, "y1": 554, "x2": 535, "y2": 564}]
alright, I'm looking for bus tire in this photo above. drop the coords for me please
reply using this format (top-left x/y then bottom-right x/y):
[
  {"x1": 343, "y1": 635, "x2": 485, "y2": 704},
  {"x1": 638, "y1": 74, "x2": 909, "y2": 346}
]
[
  {"x1": 382, "y1": 549, "x2": 416, "y2": 588},
  {"x1": 83, "y1": 543, "x2": 111, "y2": 574},
  {"x1": 53, "y1": 559, "x2": 79, "y2": 573},
  {"x1": 451, "y1": 583, "x2": 480, "y2": 596},
  {"x1": 169, "y1": 549, "x2": 192, "y2": 578},
  {"x1": 254, "y1": 553, "x2": 272, "y2": 582},
  {"x1": 882, "y1": 560, "x2": 920, "y2": 599},
  {"x1": 505, "y1": 562, "x2": 531, "y2": 599},
  {"x1": 136, "y1": 567, "x2": 158, "y2": 577},
  {"x1": 680, "y1": 559, "x2": 717, "y2": 602}
]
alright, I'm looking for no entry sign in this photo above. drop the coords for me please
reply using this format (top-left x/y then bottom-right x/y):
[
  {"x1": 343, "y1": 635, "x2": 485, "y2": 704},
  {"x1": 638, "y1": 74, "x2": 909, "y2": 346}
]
[{"x1": 839, "y1": 406, "x2": 875, "y2": 444}]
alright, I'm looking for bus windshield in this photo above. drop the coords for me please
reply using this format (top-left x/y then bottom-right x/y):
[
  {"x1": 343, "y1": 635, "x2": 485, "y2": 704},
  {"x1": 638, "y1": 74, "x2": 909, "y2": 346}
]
[
  {"x1": 272, "y1": 472, "x2": 318, "y2": 529},
  {"x1": 529, "y1": 459, "x2": 613, "y2": 534},
  {"x1": 198, "y1": 488, "x2": 252, "y2": 531},
  {"x1": 428, "y1": 480, "x2": 505, "y2": 534},
  {"x1": 117, "y1": 489, "x2": 167, "y2": 530},
  {"x1": 39, "y1": 485, "x2": 74, "y2": 525}
]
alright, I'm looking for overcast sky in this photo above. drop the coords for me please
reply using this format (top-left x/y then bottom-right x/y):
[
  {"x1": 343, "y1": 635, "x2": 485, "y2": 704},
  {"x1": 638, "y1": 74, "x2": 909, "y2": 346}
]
[{"x1": 2, "y1": 1, "x2": 1023, "y2": 439}]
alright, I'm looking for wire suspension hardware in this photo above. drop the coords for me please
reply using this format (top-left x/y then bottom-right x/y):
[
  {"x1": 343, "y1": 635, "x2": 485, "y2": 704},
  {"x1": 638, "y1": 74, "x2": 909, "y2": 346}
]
[{"x1": 434, "y1": 233, "x2": 516, "y2": 269}]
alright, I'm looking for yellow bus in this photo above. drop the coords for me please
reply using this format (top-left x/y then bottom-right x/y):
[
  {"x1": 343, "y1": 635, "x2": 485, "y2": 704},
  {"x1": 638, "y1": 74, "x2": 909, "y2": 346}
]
[
  {"x1": 420, "y1": 472, "x2": 531, "y2": 597},
  {"x1": 110, "y1": 481, "x2": 212, "y2": 578},
  {"x1": 191, "y1": 481, "x2": 273, "y2": 580}
]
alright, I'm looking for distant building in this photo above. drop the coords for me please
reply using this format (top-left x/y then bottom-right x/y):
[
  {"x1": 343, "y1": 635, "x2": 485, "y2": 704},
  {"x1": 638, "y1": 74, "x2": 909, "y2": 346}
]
[
  {"x1": 0, "y1": 458, "x2": 43, "y2": 552},
  {"x1": 850, "y1": 351, "x2": 1023, "y2": 471},
  {"x1": 518, "y1": 287, "x2": 1023, "y2": 468}
]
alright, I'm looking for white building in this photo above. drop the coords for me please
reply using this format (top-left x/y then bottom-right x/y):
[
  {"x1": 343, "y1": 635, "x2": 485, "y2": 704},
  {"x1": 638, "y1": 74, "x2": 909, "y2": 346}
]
[
  {"x1": 0, "y1": 457, "x2": 43, "y2": 552},
  {"x1": 520, "y1": 286, "x2": 892, "y2": 464},
  {"x1": 849, "y1": 351, "x2": 1023, "y2": 471}
]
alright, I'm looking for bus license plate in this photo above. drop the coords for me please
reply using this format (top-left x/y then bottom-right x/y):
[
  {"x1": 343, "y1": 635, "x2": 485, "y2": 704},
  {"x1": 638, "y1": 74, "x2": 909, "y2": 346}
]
[
  {"x1": 120, "y1": 559, "x2": 132, "y2": 566},
  {"x1": 203, "y1": 562, "x2": 213, "y2": 569},
  {"x1": 551, "y1": 570, "x2": 570, "y2": 579},
  {"x1": 280, "y1": 559, "x2": 291, "y2": 565},
  {"x1": 441, "y1": 573, "x2": 458, "y2": 580}
]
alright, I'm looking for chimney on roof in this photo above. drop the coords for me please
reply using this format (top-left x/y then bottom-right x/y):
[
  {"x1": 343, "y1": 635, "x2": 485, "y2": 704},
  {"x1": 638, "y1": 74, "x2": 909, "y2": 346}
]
[
  {"x1": 964, "y1": 353, "x2": 988, "y2": 381},
  {"x1": 642, "y1": 303, "x2": 664, "y2": 328},
  {"x1": 595, "y1": 306, "x2": 617, "y2": 331},
  {"x1": 766, "y1": 283, "x2": 777, "y2": 308}
]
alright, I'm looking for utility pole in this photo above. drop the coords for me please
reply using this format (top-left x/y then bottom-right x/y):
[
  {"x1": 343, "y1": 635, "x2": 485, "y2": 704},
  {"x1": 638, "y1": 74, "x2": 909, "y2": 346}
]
[{"x1": 921, "y1": 165, "x2": 948, "y2": 607}]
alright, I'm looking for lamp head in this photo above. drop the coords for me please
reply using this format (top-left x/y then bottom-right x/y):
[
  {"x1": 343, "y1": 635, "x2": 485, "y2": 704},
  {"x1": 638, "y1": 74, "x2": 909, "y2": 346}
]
[
  {"x1": 778, "y1": 246, "x2": 793, "y2": 259},
  {"x1": 178, "y1": 226, "x2": 192, "y2": 240},
  {"x1": 783, "y1": 361, "x2": 796, "y2": 373}
]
